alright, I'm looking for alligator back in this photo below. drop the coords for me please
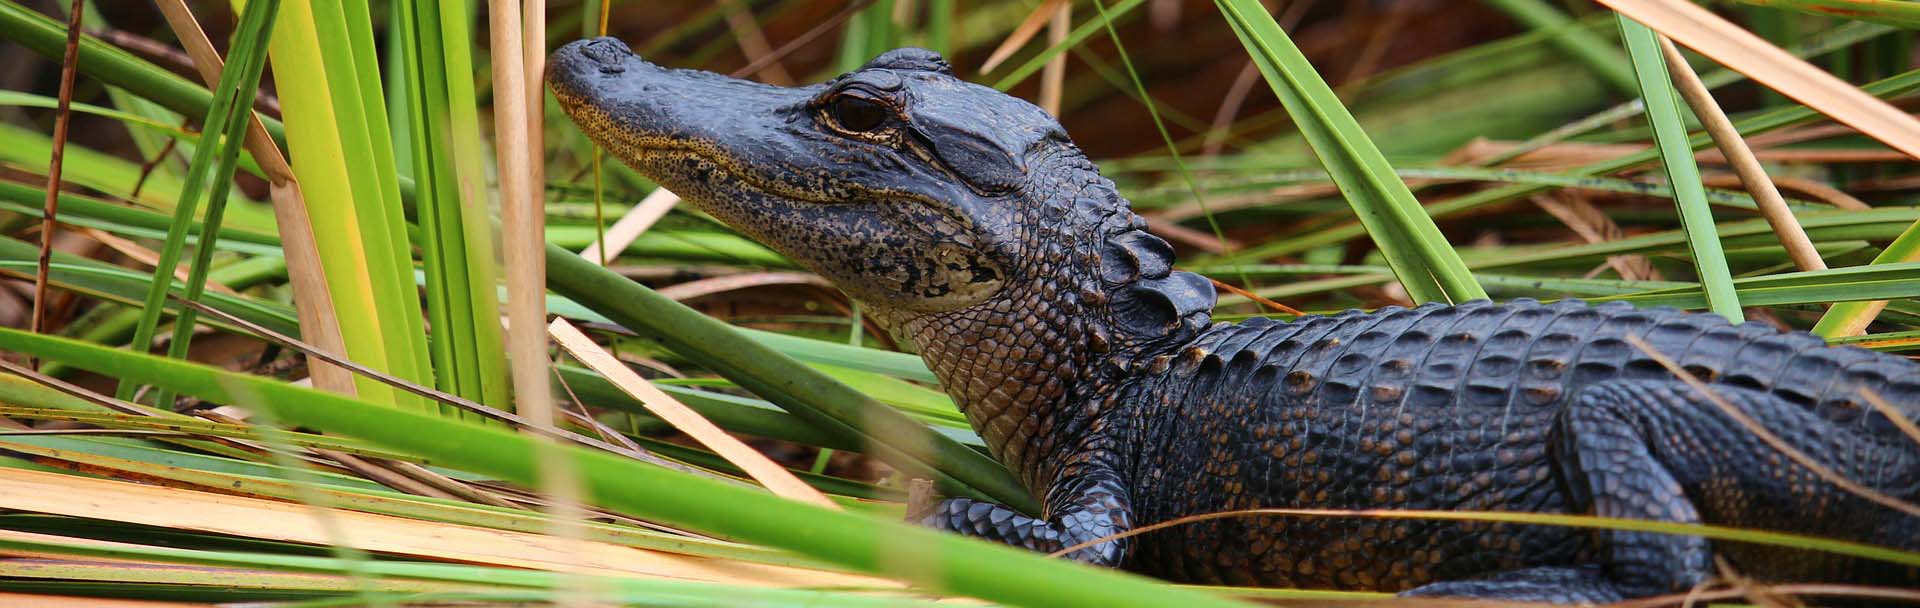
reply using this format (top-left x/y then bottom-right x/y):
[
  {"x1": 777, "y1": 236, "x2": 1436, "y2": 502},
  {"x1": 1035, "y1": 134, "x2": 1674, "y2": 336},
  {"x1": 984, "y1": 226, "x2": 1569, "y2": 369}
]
[{"x1": 1120, "y1": 298, "x2": 1920, "y2": 589}]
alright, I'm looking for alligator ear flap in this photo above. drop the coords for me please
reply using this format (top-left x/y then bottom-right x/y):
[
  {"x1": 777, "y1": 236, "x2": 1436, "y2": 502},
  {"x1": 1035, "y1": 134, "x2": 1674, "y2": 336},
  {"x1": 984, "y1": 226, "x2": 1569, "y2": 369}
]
[
  {"x1": 915, "y1": 124, "x2": 1025, "y2": 194},
  {"x1": 863, "y1": 48, "x2": 953, "y2": 75}
]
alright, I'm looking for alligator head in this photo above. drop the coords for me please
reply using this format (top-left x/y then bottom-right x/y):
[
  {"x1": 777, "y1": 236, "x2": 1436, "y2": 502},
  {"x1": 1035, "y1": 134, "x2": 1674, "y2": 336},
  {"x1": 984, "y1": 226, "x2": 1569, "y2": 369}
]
[{"x1": 549, "y1": 38, "x2": 1215, "y2": 484}]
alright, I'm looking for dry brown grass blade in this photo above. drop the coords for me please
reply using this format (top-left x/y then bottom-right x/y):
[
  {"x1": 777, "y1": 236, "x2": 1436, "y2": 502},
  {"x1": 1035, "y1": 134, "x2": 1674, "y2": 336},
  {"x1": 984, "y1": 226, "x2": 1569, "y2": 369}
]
[
  {"x1": 29, "y1": 0, "x2": 85, "y2": 346},
  {"x1": 731, "y1": 0, "x2": 877, "y2": 79},
  {"x1": 309, "y1": 448, "x2": 462, "y2": 500},
  {"x1": 722, "y1": 1, "x2": 794, "y2": 86},
  {"x1": 1608, "y1": 583, "x2": 1920, "y2": 607},
  {"x1": 1145, "y1": 216, "x2": 1240, "y2": 254},
  {"x1": 1698, "y1": 174, "x2": 1869, "y2": 211},
  {"x1": 1601, "y1": 0, "x2": 1920, "y2": 160},
  {"x1": 548, "y1": 318, "x2": 839, "y2": 509},
  {"x1": 979, "y1": 0, "x2": 1067, "y2": 74},
  {"x1": 1337, "y1": 2, "x2": 1414, "y2": 93},
  {"x1": 1532, "y1": 193, "x2": 1659, "y2": 281},
  {"x1": 0, "y1": 590, "x2": 207, "y2": 608},
  {"x1": 1205, "y1": 277, "x2": 1304, "y2": 316},
  {"x1": 75, "y1": 227, "x2": 240, "y2": 296},
  {"x1": 494, "y1": 1, "x2": 593, "y2": 587},
  {"x1": 578, "y1": 188, "x2": 680, "y2": 266},
  {"x1": 173, "y1": 298, "x2": 697, "y2": 474},
  {"x1": 0, "y1": 469, "x2": 888, "y2": 587},
  {"x1": 1658, "y1": 36, "x2": 1825, "y2": 273},
  {"x1": 1203, "y1": 63, "x2": 1263, "y2": 158},
  {"x1": 153, "y1": 0, "x2": 354, "y2": 394},
  {"x1": 1857, "y1": 388, "x2": 1920, "y2": 449},
  {"x1": 1625, "y1": 334, "x2": 1920, "y2": 519},
  {"x1": 1161, "y1": 181, "x2": 1348, "y2": 221},
  {"x1": 379, "y1": 457, "x2": 523, "y2": 508},
  {"x1": 1457, "y1": 140, "x2": 1906, "y2": 170},
  {"x1": 1202, "y1": 0, "x2": 1316, "y2": 158},
  {"x1": 0, "y1": 558, "x2": 481, "y2": 594},
  {"x1": 1038, "y1": 0, "x2": 1070, "y2": 115},
  {"x1": 653, "y1": 271, "x2": 831, "y2": 301}
]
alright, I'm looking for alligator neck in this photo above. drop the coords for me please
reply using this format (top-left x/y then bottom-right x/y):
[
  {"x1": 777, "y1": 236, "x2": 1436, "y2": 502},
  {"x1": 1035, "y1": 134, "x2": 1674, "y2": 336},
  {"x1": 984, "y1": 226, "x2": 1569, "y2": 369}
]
[{"x1": 883, "y1": 147, "x2": 1217, "y2": 490}]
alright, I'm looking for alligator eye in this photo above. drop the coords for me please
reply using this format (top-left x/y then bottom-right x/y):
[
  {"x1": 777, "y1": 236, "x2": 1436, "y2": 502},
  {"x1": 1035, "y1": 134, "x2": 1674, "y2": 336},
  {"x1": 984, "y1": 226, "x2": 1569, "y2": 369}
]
[{"x1": 829, "y1": 95, "x2": 890, "y2": 132}]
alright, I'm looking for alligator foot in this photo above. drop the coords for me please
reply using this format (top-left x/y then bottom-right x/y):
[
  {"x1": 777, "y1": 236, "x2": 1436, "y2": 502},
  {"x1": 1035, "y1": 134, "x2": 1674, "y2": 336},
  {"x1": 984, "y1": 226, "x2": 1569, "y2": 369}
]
[
  {"x1": 1400, "y1": 566, "x2": 1624, "y2": 604},
  {"x1": 920, "y1": 465, "x2": 1133, "y2": 566}
]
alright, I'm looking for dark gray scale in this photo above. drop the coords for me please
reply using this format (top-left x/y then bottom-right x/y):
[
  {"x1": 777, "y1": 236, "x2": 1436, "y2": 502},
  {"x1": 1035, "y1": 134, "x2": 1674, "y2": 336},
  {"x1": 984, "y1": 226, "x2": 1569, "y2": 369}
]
[
  {"x1": 1124, "y1": 299, "x2": 1920, "y2": 594},
  {"x1": 1406, "y1": 301, "x2": 1519, "y2": 413}
]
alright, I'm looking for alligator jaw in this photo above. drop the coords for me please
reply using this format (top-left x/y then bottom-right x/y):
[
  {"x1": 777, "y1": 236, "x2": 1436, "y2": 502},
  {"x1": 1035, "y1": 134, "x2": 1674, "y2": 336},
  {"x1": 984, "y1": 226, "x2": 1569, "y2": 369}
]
[{"x1": 548, "y1": 38, "x2": 1218, "y2": 491}]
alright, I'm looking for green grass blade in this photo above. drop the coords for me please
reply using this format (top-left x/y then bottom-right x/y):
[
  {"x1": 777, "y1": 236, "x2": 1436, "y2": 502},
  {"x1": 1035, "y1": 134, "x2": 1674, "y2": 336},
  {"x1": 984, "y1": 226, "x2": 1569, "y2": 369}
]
[
  {"x1": 0, "y1": 0, "x2": 285, "y2": 144},
  {"x1": 1480, "y1": 0, "x2": 1638, "y2": 94},
  {"x1": 0, "y1": 237, "x2": 300, "y2": 337},
  {"x1": 1215, "y1": 0, "x2": 1486, "y2": 303},
  {"x1": 268, "y1": 0, "x2": 434, "y2": 410},
  {"x1": 158, "y1": 0, "x2": 283, "y2": 405},
  {"x1": 118, "y1": 0, "x2": 281, "y2": 402},
  {"x1": 1814, "y1": 220, "x2": 1920, "y2": 337},
  {"x1": 925, "y1": 0, "x2": 953, "y2": 55},
  {"x1": 543, "y1": 243, "x2": 1036, "y2": 514},
  {"x1": 1210, "y1": 67, "x2": 1920, "y2": 264},
  {"x1": 0, "y1": 327, "x2": 1254, "y2": 608},
  {"x1": 1593, "y1": 263, "x2": 1920, "y2": 309},
  {"x1": 1616, "y1": 15, "x2": 1741, "y2": 323},
  {"x1": 396, "y1": 0, "x2": 509, "y2": 413}
]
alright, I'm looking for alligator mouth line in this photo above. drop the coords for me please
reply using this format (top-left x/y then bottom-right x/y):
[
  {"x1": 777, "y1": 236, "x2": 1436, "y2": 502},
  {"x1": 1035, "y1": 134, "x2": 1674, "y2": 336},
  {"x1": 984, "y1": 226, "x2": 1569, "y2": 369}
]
[{"x1": 622, "y1": 146, "x2": 836, "y2": 205}]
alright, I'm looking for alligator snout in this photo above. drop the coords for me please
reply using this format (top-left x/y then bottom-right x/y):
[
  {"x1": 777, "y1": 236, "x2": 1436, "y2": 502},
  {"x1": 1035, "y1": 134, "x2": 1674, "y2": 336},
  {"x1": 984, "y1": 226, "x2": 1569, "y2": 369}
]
[{"x1": 549, "y1": 37, "x2": 634, "y2": 86}]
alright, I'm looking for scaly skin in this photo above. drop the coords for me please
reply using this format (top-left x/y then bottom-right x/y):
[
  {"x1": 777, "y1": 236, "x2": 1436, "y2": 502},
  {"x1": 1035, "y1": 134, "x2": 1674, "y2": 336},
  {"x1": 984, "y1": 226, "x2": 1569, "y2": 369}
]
[{"x1": 547, "y1": 39, "x2": 1920, "y2": 602}]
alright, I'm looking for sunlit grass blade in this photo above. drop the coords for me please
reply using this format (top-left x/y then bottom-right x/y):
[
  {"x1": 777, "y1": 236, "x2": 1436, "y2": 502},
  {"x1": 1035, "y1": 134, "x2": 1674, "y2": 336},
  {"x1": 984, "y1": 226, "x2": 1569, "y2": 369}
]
[
  {"x1": 1616, "y1": 15, "x2": 1741, "y2": 323},
  {"x1": 1477, "y1": 20, "x2": 1894, "y2": 167},
  {"x1": 1215, "y1": 0, "x2": 1485, "y2": 303},
  {"x1": 0, "y1": 327, "x2": 1255, "y2": 608},
  {"x1": 0, "y1": 531, "x2": 940, "y2": 607},
  {"x1": 1815, "y1": 223, "x2": 1920, "y2": 337},
  {"x1": 1602, "y1": 0, "x2": 1920, "y2": 159},
  {"x1": 268, "y1": 0, "x2": 434, "y2": 409},
  {"x1": 1592, "y1": 262, "x2": 1920, "y2": 309}
]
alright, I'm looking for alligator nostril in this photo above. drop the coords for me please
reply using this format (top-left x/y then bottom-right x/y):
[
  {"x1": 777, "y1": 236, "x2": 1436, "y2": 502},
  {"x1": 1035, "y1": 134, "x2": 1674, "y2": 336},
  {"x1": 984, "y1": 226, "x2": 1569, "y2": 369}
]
[{"x1": 581, "y1": 37, "x2": 634, "y2": 67}]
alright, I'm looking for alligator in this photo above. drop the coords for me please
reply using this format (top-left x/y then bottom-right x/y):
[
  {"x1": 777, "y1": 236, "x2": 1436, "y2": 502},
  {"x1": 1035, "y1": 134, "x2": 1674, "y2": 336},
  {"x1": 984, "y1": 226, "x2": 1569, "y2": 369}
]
[{"x1": 547, "y1": 38, "x2": 1920, "y2": 603}]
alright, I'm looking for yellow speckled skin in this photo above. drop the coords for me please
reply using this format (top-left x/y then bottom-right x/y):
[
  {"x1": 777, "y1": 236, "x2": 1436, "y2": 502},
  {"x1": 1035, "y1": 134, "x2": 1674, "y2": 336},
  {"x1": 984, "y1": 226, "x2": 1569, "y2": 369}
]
[{"x1": 549, "y1": 39, "x2": 1920, "y2": 603}]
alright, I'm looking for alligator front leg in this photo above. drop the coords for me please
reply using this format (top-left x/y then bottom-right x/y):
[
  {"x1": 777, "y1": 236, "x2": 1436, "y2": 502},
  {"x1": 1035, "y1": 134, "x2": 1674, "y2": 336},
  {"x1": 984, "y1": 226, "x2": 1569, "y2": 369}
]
[{"x1": 921, "y1": 464, "x2": 1133, "y2": 566}]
